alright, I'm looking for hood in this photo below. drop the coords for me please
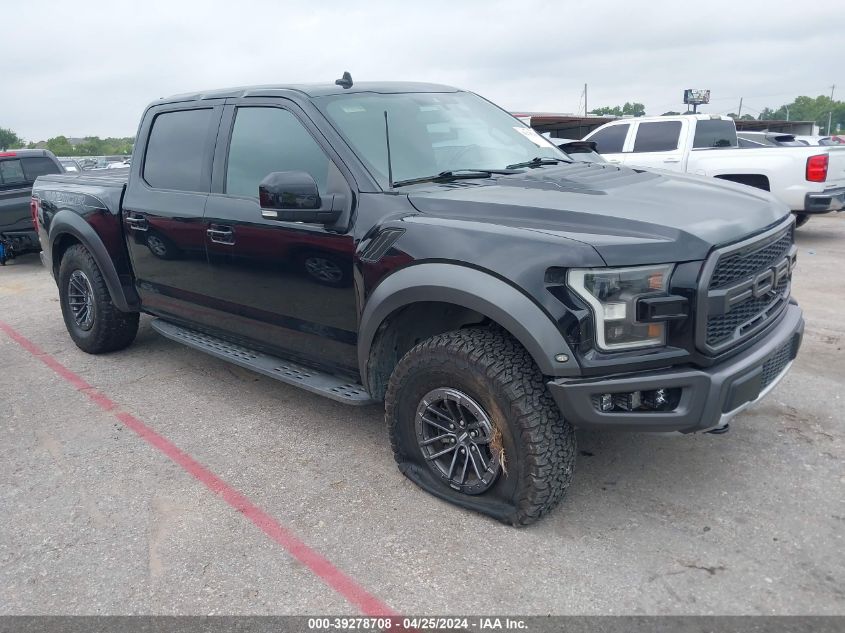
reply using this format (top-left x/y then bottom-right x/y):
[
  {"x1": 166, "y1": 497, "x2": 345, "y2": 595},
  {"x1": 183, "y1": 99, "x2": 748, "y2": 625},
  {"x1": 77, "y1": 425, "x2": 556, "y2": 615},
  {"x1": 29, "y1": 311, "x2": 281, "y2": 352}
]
[{"x1": 406, "y1": 162, "x2": 790, "y2": 265}]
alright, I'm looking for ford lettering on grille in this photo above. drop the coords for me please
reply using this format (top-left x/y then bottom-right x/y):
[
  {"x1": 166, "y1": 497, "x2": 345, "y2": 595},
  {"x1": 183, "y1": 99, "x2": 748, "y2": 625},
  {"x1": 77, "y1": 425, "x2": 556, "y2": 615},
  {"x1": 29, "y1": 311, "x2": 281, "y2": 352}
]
[{"x1": 697, "y1": 221, "x2": 796, "y2": 355}]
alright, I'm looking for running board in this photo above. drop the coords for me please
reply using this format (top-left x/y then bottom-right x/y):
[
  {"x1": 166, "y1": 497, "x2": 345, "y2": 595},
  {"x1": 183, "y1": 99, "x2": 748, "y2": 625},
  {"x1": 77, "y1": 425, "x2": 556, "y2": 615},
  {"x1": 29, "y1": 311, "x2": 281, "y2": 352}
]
[{"x1": 150, "y1": 319, "x2": 377, "y2": 406}]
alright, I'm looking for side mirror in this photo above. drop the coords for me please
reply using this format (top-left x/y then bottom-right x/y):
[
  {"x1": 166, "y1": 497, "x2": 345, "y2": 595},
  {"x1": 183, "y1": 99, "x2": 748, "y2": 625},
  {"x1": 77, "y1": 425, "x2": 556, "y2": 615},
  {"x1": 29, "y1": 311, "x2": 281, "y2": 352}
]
[{"x1": 259, "y1": 171, "x2": 343, "y2": 224}]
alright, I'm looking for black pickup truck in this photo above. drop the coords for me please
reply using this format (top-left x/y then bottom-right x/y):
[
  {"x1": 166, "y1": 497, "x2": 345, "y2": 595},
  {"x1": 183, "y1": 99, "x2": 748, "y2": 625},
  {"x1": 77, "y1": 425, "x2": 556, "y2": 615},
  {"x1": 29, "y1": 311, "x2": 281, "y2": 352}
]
[{"x1": 32, "y1": 78, "x2": 803, "y2": 525}]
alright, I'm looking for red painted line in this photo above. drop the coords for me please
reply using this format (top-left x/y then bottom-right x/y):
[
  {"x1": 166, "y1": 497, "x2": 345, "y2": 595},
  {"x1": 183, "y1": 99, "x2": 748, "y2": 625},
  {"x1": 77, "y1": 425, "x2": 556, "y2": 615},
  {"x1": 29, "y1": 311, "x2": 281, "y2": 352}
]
[{"x1": 0, "y1": 320, "x2": 397, "y2": 618}]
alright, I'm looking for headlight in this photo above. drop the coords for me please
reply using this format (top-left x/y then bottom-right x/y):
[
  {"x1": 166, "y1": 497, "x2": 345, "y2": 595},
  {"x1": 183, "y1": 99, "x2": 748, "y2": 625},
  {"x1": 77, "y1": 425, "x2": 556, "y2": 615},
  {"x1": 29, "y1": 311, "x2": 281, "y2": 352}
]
[{"x1": 567, "y1": 264, "x2": 674, "y2": 351}]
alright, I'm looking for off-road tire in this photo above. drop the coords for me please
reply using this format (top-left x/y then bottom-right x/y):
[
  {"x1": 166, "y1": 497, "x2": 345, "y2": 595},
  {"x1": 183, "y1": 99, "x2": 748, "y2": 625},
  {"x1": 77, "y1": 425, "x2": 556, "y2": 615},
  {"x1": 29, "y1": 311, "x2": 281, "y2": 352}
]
[
  {"x1": 794, "y1": 213, "x2": 810, "y2": 228},
  {"x1": 58, "y1": 244, "x2": 139, "y2": 354},
  {"x1": 386, "y1": 327, "x2": 576, "y2": 526}
]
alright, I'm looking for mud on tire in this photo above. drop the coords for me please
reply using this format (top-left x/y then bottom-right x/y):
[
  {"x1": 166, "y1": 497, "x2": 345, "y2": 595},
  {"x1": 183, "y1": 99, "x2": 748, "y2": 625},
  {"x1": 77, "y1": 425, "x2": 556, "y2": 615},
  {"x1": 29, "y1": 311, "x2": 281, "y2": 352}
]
[
  {"x1": 58, "y1": 244, "x2": 139, "y2": 354},
  {"x1": 386, "y1": 327, "x2": 576, "y2": 526}
]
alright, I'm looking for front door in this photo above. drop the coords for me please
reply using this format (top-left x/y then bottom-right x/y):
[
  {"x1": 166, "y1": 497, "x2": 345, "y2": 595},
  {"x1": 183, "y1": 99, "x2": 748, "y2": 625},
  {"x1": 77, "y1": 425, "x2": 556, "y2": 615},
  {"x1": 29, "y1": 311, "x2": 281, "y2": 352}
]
[
  {"x1": 122, "y1": 104, "x2": 222, "y2": 321},
  {"x1": 201, "y1": 103, "x2": 358, "y2": 375}
]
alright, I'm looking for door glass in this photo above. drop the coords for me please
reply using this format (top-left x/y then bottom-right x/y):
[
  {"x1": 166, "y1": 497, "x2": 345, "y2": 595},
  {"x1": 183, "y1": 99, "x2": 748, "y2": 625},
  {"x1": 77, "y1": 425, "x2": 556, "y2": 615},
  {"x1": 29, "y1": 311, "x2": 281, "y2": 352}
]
[
  {"x1": 143, "y1": 108, "x2": 214, "y2": 192},
  {"x1": 588, "y1": 124, "x2": 629, "y2": 153},
  {"x1": 632, "y1": 122, "x2": 682, "y2": 152},
  {"x1": 226, "y1": 107, "x2": 330, "y2": 198},
  {"x1": 693, "y1": 120, "x2": 738, "y2": 148}
]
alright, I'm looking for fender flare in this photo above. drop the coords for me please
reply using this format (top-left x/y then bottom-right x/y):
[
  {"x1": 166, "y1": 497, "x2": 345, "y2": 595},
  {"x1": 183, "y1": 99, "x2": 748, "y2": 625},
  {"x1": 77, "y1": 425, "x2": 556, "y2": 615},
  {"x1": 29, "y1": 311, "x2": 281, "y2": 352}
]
[
  {"x1": 49, "y1": 210, "x2": 139, "y2": 312},
  {"x1": 358, "y1": 263, "x2": 579, "y2": 386}
]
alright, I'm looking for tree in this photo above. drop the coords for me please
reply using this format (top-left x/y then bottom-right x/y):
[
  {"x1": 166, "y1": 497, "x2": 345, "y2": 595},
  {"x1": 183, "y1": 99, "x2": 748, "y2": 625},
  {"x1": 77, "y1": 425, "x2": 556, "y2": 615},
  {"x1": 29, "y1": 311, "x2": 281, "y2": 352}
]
[
  {"x1": 0, "y1": 127, "x2": 23, "y2": 150},
  {"x1": 621, "y1": 102, "x2": 646, "y2": 117},
  {"x1": 591, "y1": 102, "x2": 646, "y2": 117},
  {"x1": 757, "y1": 94, "x2": 845, "y2": 134},
  {"x1": 46, "y1": 135, "x2": 74, "y2": 157}
]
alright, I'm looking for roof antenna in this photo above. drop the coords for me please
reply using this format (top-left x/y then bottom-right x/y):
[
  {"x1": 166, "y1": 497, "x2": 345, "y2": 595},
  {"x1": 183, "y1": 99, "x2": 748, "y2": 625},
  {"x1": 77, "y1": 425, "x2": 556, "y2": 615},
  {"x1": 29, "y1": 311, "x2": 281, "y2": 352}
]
[
  {"x1": 335, "y1": 71, "x2": 353, "y2": 89},
  {"x1": 383, "y1": 110, "x2": 394, "y2": 189}
]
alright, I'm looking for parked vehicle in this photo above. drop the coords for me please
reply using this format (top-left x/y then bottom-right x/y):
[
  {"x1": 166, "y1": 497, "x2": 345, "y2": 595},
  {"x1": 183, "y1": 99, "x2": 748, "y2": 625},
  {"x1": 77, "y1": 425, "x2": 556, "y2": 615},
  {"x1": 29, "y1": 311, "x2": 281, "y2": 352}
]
[
  {"x1": 791, "y1": 135, "x2": 843, "y2": 146},
  {"x1": 33, "y1": 80, "x2": 804, "y2": 525},
  {"x1": 0, "y1": 149, "x2": 63, "y2": 263},
  {"x1": 59, "y1": 158, "x2": 83, "y2": 173},
  {"x1": 543, "y1": 135, "x2": 606, "y2": 163},
  {"x1": 584, "y1": 114, "x2": 845, "y2": 227},
  {"x1": 736, "y1": 131, "x2": 807, "y2": 147}
]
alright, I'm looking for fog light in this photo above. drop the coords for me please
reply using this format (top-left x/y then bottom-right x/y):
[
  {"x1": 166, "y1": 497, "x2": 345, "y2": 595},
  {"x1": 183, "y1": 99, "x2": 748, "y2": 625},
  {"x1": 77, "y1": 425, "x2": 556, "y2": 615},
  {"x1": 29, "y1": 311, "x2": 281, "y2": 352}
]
[
  {"x1": 641, "y1": 387, "x2": 679, "y2": 411},
  {"x1": 599, "y1": 393, "x2": 614, "y2": 412},
  {"x1": 613, "y1": 391, "x2": 641, "y2": 411}
]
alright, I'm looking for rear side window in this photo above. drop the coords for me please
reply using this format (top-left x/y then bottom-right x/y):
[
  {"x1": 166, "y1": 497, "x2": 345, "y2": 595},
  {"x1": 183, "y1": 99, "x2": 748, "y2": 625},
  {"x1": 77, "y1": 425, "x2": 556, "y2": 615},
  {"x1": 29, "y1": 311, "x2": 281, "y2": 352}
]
[
  {"x1": 22, "y1": 156, "x2": 61, "y2": 179},
  {"x1": 143, "y1": 109, "x2": 214, "y2": 191},
  {"x1": 225, "y1": 107, "x2": 330, "y2": 198},
  {"x1": 632, "y1": 122, "x2": 682, "y2": 152},
  {"x1": 0, "y1": 159, "x2": 26, "y2": 185},
  {"x1": 693, "y1": 120, "x2": 737, "y2": 148},
  {"x1": 588, "y1": 124, "x2": 629, "y2": 153}
]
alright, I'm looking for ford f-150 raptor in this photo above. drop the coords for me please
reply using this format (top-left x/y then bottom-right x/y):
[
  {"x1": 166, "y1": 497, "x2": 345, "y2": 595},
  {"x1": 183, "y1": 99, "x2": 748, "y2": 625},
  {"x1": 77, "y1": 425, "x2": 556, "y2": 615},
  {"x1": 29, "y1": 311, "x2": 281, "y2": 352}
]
[{"x1": 32, "y1": 77, "x2": 804, "y2": 525}]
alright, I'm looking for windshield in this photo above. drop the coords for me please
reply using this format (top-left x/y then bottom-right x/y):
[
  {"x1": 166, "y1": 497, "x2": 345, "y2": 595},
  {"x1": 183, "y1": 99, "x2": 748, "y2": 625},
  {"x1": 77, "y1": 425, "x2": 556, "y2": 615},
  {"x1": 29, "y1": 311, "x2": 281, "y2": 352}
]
[{"x1": 317, "y1": 91, "x2": 566, "y2": 187}]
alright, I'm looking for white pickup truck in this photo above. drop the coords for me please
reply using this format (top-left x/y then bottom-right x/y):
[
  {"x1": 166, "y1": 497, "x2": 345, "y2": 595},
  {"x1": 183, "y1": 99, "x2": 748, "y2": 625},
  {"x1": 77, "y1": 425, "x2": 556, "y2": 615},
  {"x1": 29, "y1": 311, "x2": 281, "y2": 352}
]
[{"x1": 583, "y1": 114, "x2": 845, "y2": 226}]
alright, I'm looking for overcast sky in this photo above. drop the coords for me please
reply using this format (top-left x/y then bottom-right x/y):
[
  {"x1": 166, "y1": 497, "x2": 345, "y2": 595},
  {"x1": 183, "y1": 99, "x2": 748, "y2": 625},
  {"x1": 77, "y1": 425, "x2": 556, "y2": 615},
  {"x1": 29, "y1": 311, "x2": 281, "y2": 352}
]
[{"x1": 3, "y1": 0, "x2": 841, "y2": 141}]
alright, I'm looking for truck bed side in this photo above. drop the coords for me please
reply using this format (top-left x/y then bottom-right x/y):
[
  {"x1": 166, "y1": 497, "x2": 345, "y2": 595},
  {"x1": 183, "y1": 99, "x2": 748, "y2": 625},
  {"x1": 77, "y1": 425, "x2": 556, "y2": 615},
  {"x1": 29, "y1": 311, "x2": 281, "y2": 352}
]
[
  {"x1": 33, "y1": 169, "x2": 139, "y2": 310},
  {"x1": 687, "y1": 144, "x2": 845, "y2": 211}
]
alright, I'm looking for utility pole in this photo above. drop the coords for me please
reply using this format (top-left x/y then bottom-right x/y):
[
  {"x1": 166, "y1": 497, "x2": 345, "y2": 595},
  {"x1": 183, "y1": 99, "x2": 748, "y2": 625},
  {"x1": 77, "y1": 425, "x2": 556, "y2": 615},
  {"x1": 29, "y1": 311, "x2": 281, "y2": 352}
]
[
  {"x1": 584, "y1": 83, "x2": 588, "y2": 116},
  {"x1": 785, "y1": 104, "x2": 790, "y2": 121},
  {"x1": 827, "y1": 84, "x2": 835, "y2": 134},
  {"x1": 737, "y1": 97, "x2": 743, "y2": 118}
]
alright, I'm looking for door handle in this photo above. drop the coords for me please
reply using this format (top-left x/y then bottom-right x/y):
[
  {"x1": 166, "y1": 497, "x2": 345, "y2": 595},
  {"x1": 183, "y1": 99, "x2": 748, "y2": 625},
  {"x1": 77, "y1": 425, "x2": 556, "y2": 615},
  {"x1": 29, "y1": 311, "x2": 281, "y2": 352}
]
[
  {"x1": 207, "y1": 226, "x2": 235, "y2": 245},
  {"x1": 607, "y1": 159, "x2": 621, "y2": 164},
  {"x1": 663, "y1": 158, "x2": 681, "y2": 163},
  {"x1": 125, "y1": 216, "x2": 148, "y2": 231}
]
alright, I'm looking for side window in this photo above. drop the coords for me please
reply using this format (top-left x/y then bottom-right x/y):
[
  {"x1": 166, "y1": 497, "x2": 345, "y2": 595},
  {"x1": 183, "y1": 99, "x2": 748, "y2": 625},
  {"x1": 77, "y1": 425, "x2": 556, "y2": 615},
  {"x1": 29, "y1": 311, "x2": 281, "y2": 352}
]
[
  {"x1": 0, "y1": 159, "x2": 26, "y2": 186},
  {"x1": 143, "y1": 108, "x2": 214, "y2": 192},
  {"x1": 588, "y1": 124, "x2": 629, "y2": 154},
  {"x1": 225, "y1": 107, "x2": 330, "y2": 198},
  {"x1": 22, "y1": 157, "x2": 61, "y2": 180},
  {"x1": 632, "y1": 122, "x2": 682, "y2": 153}
]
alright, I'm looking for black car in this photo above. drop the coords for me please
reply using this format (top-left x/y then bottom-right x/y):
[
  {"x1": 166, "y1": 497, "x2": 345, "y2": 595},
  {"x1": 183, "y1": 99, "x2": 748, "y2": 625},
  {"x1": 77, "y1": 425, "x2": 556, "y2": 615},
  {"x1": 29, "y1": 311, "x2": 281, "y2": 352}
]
[{"x1": 0, "y1": 149, "x2": 63, "y2": 262}]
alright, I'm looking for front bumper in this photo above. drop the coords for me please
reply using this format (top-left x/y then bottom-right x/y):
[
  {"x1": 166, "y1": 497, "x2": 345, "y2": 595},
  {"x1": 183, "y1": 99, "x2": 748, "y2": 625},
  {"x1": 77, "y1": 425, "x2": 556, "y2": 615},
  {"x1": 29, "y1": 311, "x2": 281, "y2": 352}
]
[
  {"x1": 804, "y1": 186, "x2": 845, "y2": 214},
  {"x1": 547, "y1": 303, "x2": 804, "y2": 433}
]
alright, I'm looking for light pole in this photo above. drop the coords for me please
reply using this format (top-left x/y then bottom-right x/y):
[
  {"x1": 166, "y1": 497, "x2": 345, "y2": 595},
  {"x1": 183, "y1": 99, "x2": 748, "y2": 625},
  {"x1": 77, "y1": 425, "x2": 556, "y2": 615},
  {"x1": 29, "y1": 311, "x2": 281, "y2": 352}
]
[{"x1": 827, "y1": 84, "x2": 836, "y2": 135}]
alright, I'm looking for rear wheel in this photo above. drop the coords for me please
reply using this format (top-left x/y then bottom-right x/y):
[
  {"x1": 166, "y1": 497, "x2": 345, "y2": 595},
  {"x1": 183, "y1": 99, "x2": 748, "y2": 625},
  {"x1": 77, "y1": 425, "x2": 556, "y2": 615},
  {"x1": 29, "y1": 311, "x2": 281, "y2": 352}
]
[
  {"x1": 58, "y1": 244, "x2": 139, "y2": 354},
  {"x1": 386, "y1": 327, "x2": 576, "y2": 526}
]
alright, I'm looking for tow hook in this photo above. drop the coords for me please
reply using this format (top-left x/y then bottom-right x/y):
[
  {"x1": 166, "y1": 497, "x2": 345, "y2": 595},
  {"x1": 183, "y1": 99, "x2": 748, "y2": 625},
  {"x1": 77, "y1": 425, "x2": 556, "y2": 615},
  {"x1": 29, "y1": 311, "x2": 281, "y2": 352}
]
[{"x1": 705, "y1": 423, "x2": 730, "y2": 435}]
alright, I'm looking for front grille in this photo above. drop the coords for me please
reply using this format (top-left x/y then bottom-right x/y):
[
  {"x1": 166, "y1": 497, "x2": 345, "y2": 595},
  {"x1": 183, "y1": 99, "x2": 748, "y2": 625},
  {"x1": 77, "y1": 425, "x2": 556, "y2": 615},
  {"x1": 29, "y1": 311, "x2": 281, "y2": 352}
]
[
  {"x1": 697, "y1": 221, "x2": 796, "y2": 354},
  {"x1": 760, "y1": 340, "x2": 794, "y2": 389},
  {"x1": 709, "y1": 231, "x2": 792, "y2": 289},
  {"x1": 706, "y1": 278, "x2": 789, "y2": 347}
]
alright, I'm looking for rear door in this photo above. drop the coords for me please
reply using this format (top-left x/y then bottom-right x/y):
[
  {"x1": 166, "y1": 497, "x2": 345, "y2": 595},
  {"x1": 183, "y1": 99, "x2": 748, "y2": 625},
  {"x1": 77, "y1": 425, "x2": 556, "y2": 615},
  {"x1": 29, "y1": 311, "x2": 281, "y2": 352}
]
[
  {"x1": 584, "y1": 123, "x2": 630, "y2": 164},
  {"x1": 624, "y1": 120, "x2": 686, "y2": 171},
  {"x1": 122, "y1": 102, "x2": 223, "y2": 320}
]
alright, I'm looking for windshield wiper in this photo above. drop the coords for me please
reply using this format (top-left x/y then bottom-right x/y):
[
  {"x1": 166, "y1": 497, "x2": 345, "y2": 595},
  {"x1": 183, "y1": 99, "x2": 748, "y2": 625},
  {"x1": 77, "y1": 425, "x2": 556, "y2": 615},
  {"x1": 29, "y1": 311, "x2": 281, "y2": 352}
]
[
  {"x1": 392, "y1": 169, "x2": 519, "y2": 188},
  {"x1": 505, "y1": 157, "x2": 570, "y2": 169}
]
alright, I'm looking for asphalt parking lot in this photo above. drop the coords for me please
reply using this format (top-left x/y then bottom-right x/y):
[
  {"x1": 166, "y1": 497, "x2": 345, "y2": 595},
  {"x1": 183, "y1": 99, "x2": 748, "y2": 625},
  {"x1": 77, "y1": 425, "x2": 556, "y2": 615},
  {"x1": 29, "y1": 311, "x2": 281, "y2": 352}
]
[{"x1": 1, "y1": 215, "x2": 843, "y2": 616}]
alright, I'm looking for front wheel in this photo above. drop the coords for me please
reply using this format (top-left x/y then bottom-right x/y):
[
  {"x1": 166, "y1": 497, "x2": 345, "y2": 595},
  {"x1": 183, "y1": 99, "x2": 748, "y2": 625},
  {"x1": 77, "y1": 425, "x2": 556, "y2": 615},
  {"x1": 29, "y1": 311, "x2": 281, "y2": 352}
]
[
  {"x1": 386, "y1": 328, "x2": 576, "y2": 526},
  {"x1": 794, "y1": 213, "x2": 810, "y2": 228},
  {"x1": 58, "y1": 244, "x2": 139, "y2": 354}
]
